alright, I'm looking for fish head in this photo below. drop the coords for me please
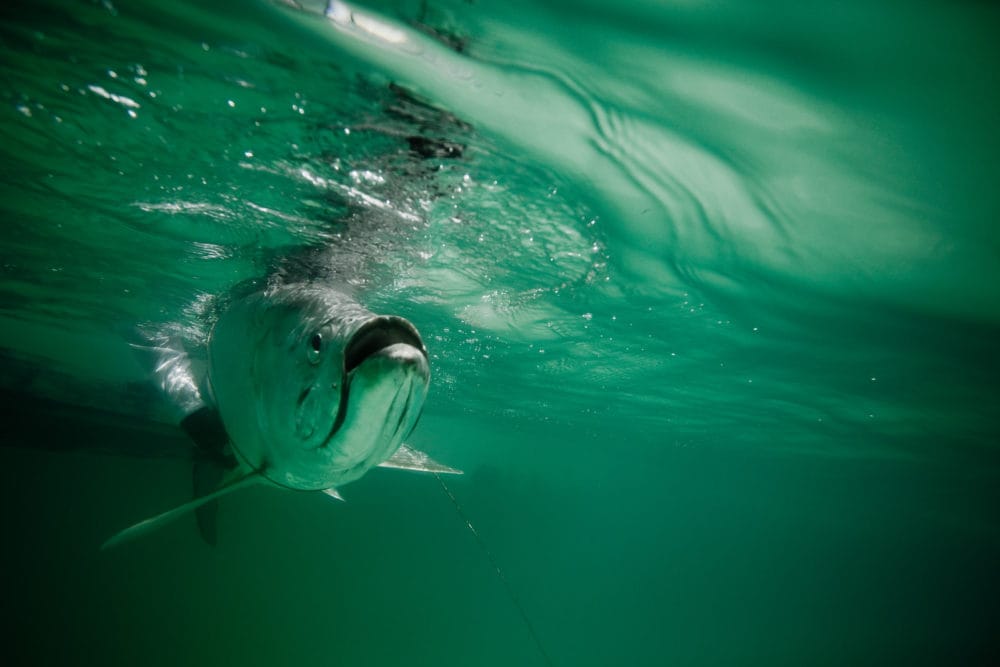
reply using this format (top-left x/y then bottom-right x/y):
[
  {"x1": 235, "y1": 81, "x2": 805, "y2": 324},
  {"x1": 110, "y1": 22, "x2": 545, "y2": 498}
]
[{"x1": 207, "y1": 285, "x2": 429, "y2": 490}]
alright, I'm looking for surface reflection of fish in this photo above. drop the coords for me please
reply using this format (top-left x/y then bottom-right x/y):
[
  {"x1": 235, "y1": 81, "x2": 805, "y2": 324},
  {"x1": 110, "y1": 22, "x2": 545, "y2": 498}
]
[{"x1": 104, "y1": 281, "x2": 459, "y2": 548}]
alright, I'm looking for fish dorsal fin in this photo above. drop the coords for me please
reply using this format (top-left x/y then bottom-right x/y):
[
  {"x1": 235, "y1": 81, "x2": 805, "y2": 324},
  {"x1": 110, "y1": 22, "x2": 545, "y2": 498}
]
[
  {"x1": 322, "y1": 488, "x2": 345, "y2": 502},
  {"x1": 378, "y1": 443, "x2": 462, "y2": 475},
  {"x1": 101, "y1": 468, "x2": 262, "y2": 550}
]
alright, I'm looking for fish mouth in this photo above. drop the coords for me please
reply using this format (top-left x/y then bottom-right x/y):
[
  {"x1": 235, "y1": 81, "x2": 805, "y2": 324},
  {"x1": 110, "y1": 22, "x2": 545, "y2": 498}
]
[
  {"x1": 343, "y1": 316, "x2": 427, "y2": 374},
  {"x1": 324, "y1": 316, "x2": 429, "y2": 446}
]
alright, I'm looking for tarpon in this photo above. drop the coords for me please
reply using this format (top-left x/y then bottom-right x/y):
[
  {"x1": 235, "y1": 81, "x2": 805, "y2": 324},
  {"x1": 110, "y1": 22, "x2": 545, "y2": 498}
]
[{"x1": 103, "y1": 282, "x2": 458, "y2": 548}]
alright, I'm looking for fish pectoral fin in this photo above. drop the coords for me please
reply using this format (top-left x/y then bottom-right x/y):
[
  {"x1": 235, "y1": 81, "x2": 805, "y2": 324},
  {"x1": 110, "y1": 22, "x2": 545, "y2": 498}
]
[
  {"x1": 321, "y1": 488, "x2": 345, "y2": 502},
  {"x1": 378, "y1": 443, "x2": 463, "y2": 475},
  {"x1": 101, "y1": 468, "x2": 261, "y2": 550}
]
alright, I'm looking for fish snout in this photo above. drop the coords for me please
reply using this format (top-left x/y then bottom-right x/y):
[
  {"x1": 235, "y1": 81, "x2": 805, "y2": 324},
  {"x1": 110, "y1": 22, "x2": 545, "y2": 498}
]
[
  {"x1": 319, "y1": 315, "x2": 429, "y2": 477},
  {"x1": 344, "y1": 316, "x2": 429, "y2": 380}
]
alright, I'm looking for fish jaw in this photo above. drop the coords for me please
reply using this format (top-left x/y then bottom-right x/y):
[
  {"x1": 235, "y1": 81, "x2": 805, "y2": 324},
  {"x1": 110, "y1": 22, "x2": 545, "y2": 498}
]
[
  {"x1": 272, "y1": 337, "x2": 429, "y2": 491},
  {"x1": 327, "y1": 341, "x2": 430, "y2": 467},
  {"x1": 208, "y1": 285, "x2": 430, "y2": 491}
]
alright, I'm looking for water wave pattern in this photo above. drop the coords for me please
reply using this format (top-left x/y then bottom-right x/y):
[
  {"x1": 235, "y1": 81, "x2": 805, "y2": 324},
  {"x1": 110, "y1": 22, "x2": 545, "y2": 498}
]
[
  {"x1": 273, "y1": 0, "x2": 999, "y2": 457},
  {"x1": 0, "y1": 0, "x2": 997, "y2": 459},
  {"x1": 298, "y1": 0, "x2": 998, "y2": 322},
  {"x1": 0, "y1": 0, "x2": 606, "y2": 414}
]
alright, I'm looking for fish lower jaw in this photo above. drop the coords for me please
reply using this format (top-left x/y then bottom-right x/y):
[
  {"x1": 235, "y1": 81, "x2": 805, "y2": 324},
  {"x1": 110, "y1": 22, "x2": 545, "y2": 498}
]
[{"x1": 253, "y1": 344, "x2": 428, "y2": 491}]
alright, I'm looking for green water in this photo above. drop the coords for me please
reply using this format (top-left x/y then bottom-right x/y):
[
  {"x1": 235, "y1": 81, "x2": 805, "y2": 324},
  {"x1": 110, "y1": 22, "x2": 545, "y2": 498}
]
[{"x1": 1, "y1": 0, "x2": 998, "y2": 664}]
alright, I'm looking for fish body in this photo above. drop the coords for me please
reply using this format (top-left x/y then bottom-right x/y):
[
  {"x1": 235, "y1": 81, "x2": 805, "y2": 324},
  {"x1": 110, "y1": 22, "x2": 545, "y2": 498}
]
[
  {"x1": 208, "y1": 283, "x2": 429, "y2": 490},
  {"x1": 104, "y1": 281, "x2": 454, "y2": 548}
]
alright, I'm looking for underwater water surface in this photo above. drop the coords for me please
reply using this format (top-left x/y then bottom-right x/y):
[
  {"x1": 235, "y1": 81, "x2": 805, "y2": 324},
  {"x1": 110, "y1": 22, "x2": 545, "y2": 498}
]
[{"x1": 1, "y1": 0, "x2": 998, "y2": 665}]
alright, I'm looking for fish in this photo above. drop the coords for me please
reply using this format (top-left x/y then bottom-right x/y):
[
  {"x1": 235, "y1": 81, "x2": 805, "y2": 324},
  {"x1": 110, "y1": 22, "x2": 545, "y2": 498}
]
[{"x1": 103, "y1": 281, "x2": 460, "y2": 549}]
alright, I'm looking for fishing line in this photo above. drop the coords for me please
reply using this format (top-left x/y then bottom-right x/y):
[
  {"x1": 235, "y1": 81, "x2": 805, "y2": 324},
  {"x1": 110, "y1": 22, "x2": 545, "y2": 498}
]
[{"x1": 433, "y1": 472, "x2": 555, "y2": 667}]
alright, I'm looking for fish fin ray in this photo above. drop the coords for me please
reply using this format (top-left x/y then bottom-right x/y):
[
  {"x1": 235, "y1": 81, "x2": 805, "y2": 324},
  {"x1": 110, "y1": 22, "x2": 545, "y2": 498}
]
[
  {"x1": 101, "y1": 468, "x2": 261, "y2": 550},
  {"x1": 378, "y1": 443, "x2": 462, "y2": 475},
  {"x1": 322, "y1": 488, "x2": 345, "y2": 502}
]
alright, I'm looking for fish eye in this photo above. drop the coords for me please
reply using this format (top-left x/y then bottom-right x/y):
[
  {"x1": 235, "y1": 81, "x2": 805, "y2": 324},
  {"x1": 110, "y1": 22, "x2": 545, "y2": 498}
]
[{"x1": 307, "y1": 332, "x2": 323, "y2": 363}]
